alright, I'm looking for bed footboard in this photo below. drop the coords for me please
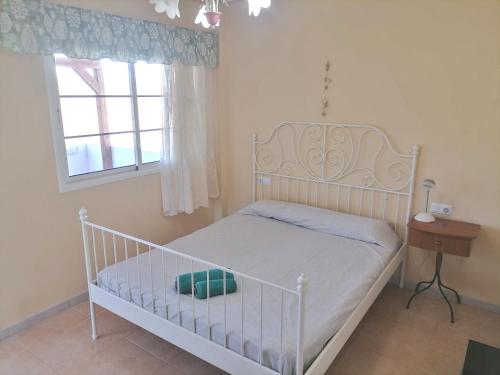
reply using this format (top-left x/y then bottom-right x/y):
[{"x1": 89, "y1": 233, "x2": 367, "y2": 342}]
[{"x1": 79, "y1": 208, "x2": 307, "y2": 375}]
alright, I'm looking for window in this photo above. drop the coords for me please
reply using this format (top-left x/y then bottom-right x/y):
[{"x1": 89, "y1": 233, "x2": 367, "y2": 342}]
[{"x1": 45, "y1": 54, "x2": 167, "y2": 192}]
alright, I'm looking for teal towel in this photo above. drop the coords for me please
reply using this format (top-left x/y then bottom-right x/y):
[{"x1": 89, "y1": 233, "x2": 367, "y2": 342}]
[
  {"x1": 175, "y1": 269, "x2": 234, "y2": 294},
  {"x1": 194, "y1": 278, "x2": 237, "y2": 299}
]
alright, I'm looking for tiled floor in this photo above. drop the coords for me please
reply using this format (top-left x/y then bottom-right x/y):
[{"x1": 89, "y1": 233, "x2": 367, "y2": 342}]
[{"x1": 1, "y1": 285, "x2": 499, "y2": 375}]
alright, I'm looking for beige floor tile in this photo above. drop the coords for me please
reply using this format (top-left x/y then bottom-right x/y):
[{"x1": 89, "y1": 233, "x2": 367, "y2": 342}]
[
  {"x1": 96, "y1": 307, "x2": 140, "y2": 336},
  {"x1": 422, "y1": 334, "x2": 468, "y2": 375},
  {"x1": 167, "y1": 347, "x2": 228, "y2": 375},
  {"x1": 328, "y1": 348, "x2": 397, "y2": 375},
  {"x1": 72, "y1": 300, "x2": 105, "y2": 317},
  {"x1": 349, "y1": 312, "x2": 436, "y2": 369},
  {"x1": 67, "y1": 339, "x2": 163, "y2": 375},
  {"x1": 13, "y1": 306, "x2": 139, "y2": 374},
  {"x1": 126, "y1": 328, "x2": 182, "y2": 363},
  {"x1": 12, "y1": 309, "x2": 86, "y2": 356},
  {"x1": 0, "y1": 337, "x2": 58, "y2": 375},
  {"x1": 390, "y1": 363, "x2": 434, "y2": 375},
  {"x1": 368, "y1": 285, "x2": 413, "y2": 321},
  {"x1": 12, "y1": 308, "x2": 86, "y2": 351},
  {"x1": 328, "y1": 285, "x2": 500, "y2": 374},
  {"x1": 38, "y1": 308, "x2": 86, "y2": 331},
  {"x1": 2, "y1": 284, "x2": 499, "y2": 375},
  {"x1": 152, "y1": 364, "x2": 185, "y2": 375}
]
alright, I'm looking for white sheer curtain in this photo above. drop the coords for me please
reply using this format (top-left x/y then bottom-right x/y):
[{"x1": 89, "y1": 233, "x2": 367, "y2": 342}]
[{"x1": 160, "y1": 62, "x2": 219, "y2": 216}]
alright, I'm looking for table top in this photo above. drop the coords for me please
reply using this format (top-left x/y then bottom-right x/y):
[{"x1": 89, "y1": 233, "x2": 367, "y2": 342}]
[{"x1": 408, "y1": 217, "x2": 480, "y2": 239}]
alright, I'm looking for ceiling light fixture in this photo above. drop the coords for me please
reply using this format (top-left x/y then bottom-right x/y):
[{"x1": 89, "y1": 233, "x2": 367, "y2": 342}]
[{"x1": 150, "y1": 0, "x2": 271, "y2": 28}]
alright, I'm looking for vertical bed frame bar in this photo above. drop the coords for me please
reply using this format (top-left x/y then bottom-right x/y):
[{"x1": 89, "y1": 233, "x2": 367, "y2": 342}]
[
  {"x1": 80, "y1": 209, "x2": 302, "y2": 375},
  {"x1": 399, "y1": 145, "x2": 420, "y2": 288},
  {"x1": 296, "y1": 273, "x2": 308, "y2": 375},
  {"x1": 79, "y1": 208, "x2": 98, "y2": 340},
  {"x1": 252, "y1": 133, "x2": 257, "y2": 202}
]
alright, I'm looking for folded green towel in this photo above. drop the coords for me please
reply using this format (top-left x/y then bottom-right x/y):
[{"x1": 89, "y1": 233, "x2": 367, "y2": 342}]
[
  {"x1": 175, "y1": 269, "x2": 234, "y2": 294},
  {"x1": 194, "y1": 278, "x2": 237, "y2": 299}
]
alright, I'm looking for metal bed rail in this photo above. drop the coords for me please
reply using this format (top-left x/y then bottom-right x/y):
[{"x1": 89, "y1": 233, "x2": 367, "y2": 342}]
[{"x1": 79, "y1": 208, "x2": 308, "y2": 375}]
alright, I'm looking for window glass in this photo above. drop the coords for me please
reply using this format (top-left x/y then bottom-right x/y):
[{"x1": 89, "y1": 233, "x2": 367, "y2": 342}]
[
  {"x1": 109, "y1": 133, "x2": 136, "y2": 169},
  {"x1": 137, "y1": 97, "x2": 164, "y2": 130},
  {"x1": 140, "y1": 130, "x2": 162, "y2": 164},
  {"x1": 59, "y1": 98, "x2": 100, "y2": 137},
  {"x1": 51, "y1": 55, "x2": 164, "y2": 185},
  {"x1": 55, "y1": 66, "x2": 95, "y2": 96},
  {"x1": 65, "y1": 136, "x2": 103, "y2": 176},
  {"x1": 103, "y1": 98, "x2": 134, "y2": 133},
  {"x1": 135, "y1": 61, "x2": 163, "y2": 96},
  {"x1": 100, "y1": 59, "x2": 131, "y2": 95}
]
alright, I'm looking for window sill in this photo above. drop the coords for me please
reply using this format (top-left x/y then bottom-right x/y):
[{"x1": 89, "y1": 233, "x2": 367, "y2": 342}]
[{"x1": 58, "y1": 163, "x2": 161, "y2": 193}]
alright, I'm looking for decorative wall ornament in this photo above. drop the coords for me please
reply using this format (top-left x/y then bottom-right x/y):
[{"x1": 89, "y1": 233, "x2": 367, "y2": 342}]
[
  {"x1": 0, "y1": 0, "x2": 218, "y2": 68},
  {"x1": 151, "y1": 0, "x2": 271, "y2": 28},
  {"x1": 321, "y1": 60, "x2": 332, "y2": 116}
]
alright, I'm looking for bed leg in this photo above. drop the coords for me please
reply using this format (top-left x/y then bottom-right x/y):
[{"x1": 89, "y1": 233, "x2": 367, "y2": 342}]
[
  {"x1": 399, "y1": 248, "x2": 407, "y2": 289},
  {"x1": 89, "y1": 300, "x2": 98, "y2": 340},
  {"x1": 296, "y1": 274, "x2": 308, "y2": 375},
  {"x1": 80, "y1": 208, "x2": 98, "y2": 340}
]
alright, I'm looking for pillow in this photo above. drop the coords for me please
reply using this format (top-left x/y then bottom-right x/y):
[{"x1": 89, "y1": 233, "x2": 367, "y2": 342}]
[{"x1": 239, "y1": 200, "x2": 401, "y2": 250}]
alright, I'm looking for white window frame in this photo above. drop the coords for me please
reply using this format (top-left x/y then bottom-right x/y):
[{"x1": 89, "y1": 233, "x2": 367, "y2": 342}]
[{"x1": 43, "y1": 55, "x2": 162, "y2": 193}]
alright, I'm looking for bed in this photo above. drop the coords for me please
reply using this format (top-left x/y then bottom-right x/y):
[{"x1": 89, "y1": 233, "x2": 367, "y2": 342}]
[{"x1": 80, "y1": 122, "x2": 419, "y2": 375}]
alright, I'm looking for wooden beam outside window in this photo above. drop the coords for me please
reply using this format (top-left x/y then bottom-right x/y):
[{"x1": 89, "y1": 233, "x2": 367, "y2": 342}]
[{"x1": 56, "y1": 57, "x2": 114, "y2": 170}]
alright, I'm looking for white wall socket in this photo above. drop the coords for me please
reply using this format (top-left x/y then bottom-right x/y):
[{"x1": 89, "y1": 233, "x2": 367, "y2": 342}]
[
  {"x1": 431, "y1": 202, "x2": 453, "y2": 216},
  {"x1": 257, "y1": 176, "x2": 272, "y2": 185}
]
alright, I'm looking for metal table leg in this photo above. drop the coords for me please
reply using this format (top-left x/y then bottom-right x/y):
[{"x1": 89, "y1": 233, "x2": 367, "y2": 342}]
[{"x1": 406, "y1": 252, "x2": 460, "y2": 323}]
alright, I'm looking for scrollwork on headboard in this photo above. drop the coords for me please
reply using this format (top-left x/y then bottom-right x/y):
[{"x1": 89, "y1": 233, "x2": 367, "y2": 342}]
[
  {"x1": 253, "y1": 122, "x2": 419, "y2": 240},
  {"x1": 255, "y1": 123, "x2": 416, "y2": 192}
]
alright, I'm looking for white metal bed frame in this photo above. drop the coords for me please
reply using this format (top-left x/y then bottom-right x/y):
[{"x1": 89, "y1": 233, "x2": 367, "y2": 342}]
[{"x1": 80, "y1": 122, "x2": 419, "y2": 375}]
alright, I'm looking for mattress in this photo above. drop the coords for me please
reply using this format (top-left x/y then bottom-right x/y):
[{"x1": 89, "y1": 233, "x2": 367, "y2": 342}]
[{"x1": 98, "y1": 210, "x2": 399, "y2": 374}]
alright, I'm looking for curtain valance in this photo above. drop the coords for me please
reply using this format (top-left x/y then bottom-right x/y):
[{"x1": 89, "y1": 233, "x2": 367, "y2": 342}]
[{"x1": 0, "y1": 0, "x2": 218, "y2": 68}]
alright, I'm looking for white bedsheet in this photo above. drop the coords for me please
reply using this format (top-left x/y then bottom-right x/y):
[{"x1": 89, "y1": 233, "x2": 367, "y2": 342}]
[{"x1": 98, "y1": 212, "x2": 398, "y2": 374}]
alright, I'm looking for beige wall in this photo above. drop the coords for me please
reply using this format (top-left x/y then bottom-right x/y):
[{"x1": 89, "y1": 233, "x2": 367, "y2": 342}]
[
  {"x1": 0, "y1": 0, "x2": 215, "y2": 331},
  {"x1": 219, "y1": 0, "x2": 500, "y2": 305}
]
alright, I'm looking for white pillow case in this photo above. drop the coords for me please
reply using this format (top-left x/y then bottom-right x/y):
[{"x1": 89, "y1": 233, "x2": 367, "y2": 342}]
[{"x1": 239, "y1": 200, "x2": 401, "y2": 251}]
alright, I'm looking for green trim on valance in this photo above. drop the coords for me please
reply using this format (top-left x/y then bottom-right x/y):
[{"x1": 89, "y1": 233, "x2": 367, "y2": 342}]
[{"x1": 0, "y1": 0, "x2": 218, "y2": 68}]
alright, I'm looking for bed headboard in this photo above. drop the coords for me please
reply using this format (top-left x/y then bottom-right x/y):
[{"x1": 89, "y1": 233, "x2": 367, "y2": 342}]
[{"x1": 253, "y1": 122, "x2": 419, "y2": 241}]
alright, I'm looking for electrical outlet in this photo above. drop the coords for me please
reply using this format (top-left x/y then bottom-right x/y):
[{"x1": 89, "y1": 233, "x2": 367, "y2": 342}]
[
  {"x1": 431, "y1": 202, "x2": 453, "y2": 216},
  {"x1": 257, "y1": 176, "x2": 272, "y2": 185}
]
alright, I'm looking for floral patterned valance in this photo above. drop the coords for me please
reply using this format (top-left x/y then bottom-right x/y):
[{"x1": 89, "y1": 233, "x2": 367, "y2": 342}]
[{"x1": 0, "y1": 0, "x2": 218, "y2": 68}]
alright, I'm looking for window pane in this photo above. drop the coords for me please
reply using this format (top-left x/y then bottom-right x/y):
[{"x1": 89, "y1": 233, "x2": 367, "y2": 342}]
[
  {"x1": 65, "y1": 136, "x2": 103, "y2": 176},
  {"x1": 140, "y1": 130, "x2": 162, "y2": 164},
  {"x1": 100, "y1": 59, "x2": 131, "y2": 95},
  {"x1": 55, "y1": 55, "x2": 130, "y2": 96},
  {"x1": 60, "y1": 98, "x2": 99, "y2": 137},
  {"x1": 137, "y1": 97, "x2": 164, "y2": 130},
  {"x1": 110, "y1": 133, "x2": 136, "y2": 169},
  {"x1": 60, "y1": 97, "x2": 133, "y2": 137},
  {"x1": 135, "y1": 61, "x2": 163, "y2": 96},
  {"x1": 103, "y1": 97, "x2": 134, "y2": 133},
  {"x1": 55, "y1": 65, "x2": 95, "y2": 96},
  {"x1": 65, "y1": 134, "x2": 136, "y2": 177}
]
